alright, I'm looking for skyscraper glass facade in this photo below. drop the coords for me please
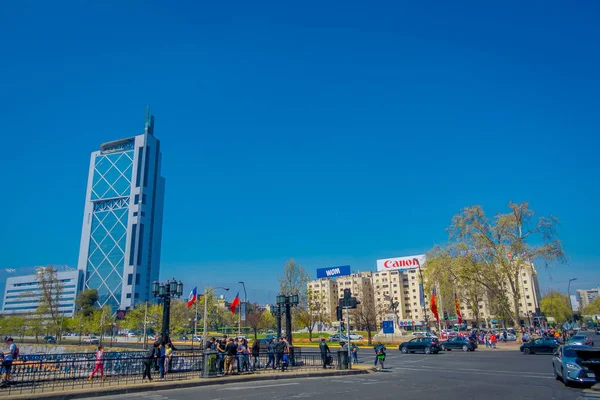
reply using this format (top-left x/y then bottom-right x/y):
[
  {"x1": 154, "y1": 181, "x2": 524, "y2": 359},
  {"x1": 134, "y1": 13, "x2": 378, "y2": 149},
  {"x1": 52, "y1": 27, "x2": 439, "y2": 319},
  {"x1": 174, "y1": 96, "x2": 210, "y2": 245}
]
[{"x1": 78, "y1": 118, "x2": 165, "y2": 312}]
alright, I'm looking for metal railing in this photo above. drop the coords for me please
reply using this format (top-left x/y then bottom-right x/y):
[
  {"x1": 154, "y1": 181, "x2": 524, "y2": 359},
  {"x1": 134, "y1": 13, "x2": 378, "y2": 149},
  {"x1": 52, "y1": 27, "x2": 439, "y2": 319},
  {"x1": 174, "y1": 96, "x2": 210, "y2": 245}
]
[{"x1": 1, "y1": 350, "x2": 337, "y2": 395}]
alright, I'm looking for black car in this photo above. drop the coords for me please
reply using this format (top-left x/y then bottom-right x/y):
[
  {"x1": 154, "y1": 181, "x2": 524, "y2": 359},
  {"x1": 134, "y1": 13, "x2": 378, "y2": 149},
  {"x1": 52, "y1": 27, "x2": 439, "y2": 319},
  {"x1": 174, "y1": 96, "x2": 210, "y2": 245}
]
[
  {"x1": 399, "y1": 337, "x2": 441, "y2": 354},
  {"x1": 520, "y1": 338, "x2": 560, "y2": 355},
  {"x1": 440, "y1": 337, "x2": 477, "y2": 352},
  {"x1": 596, "y1": 327, "x2": 600, "y2": 335}
]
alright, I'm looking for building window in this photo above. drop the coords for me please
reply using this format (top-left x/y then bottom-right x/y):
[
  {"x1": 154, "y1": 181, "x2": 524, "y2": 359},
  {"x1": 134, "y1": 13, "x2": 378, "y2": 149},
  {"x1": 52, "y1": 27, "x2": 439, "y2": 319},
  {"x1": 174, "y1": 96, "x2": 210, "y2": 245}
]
[
  {"x1": 523, "y1": 280, "x2": 528, "y2": 284},
  {"x1": 127, "y1": 274, "x2": 133, "y2": 285},
  {"x1": 126, "y1": 293, "x2": 132, "y2": 299},
  {"x1": 134, "y1": 194, "x2": 139, "y2": 204},
  {"x1": 143, "y1": 146, "x2": 151, "y2": 187},
  {"x1": 527, "y1": 303, "x2": 532, "y2": 307},
  {"x1": 412, "y1": 289, "x2": 416, "y2": 293},
  {"x1": 526, "y1": 295, "x2": 530, "y2": 299},
  {"x1": 135, "y1": 147, "x2": 144, "y2": 187},
  {"x1": 134, "y1": 293, "x2": 139, "y2": 298},
  {"x1": 413, "y1": 296, "x2": 416, "y2": 299},
  {"x1": 136, "y1": 273, "x2": 141, "y2": 285}
]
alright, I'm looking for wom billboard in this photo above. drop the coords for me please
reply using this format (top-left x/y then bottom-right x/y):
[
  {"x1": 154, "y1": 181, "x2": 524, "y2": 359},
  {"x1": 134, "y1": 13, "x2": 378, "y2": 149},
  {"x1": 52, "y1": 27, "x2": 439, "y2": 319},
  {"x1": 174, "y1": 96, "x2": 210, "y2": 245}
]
[
  {"x1": 316, "y1": 265, "x2": 351, "y2": 279},
  {"x1": 376, "y1": 254, "x2": 426, "y2": 272}
]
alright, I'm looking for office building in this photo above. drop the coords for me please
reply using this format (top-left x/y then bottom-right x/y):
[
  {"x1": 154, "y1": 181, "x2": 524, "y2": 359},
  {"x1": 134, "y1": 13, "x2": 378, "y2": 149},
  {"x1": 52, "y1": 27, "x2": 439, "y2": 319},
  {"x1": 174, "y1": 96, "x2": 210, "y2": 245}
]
[
  {"x1": 77, "y1": 112, "x2": 165, "y2": 312},
  {"x1": 577, "y1": 288, "x2": 599, "y2": 309},
  {"x1": 2, "y1": 268, "x2": 84, "y2": 317}
]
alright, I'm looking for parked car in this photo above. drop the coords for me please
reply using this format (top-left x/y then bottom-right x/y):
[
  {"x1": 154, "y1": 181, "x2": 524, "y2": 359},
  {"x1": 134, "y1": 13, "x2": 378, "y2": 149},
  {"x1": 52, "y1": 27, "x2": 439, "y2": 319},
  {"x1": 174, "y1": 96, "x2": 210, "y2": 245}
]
[
  {"x1": 43, "y1": 335, "x2": 56, "y2": 344},
  {"x1": 127, "y1": 332, "x2": 136, "y2": 337},
  {"x1": 568, "y1": 335, "x2": 594, "y2": 347},
  {"x1": 596, "y1": 327, "x2": 600, "y2": 335},
  {"x1": 440, "y1": 336, "x2": 477, "y2": 352},
  {"x1": 329, "y1": 334, "x2": 343, "y2": 342},
  {"x1": 440, "y1": 330, "x2": 458, "y2": 339},
  {"x1": 520, "y1": 338, "x2": 560, "y2": 355},
  {"x1": 553, "y1": 345, "x2": 600, "y2": 386},
  {"x1": 499, "y1": 333, "x2": 517, "y2": 342},
  {"x1": 399, "y1": 337, "x2": 441, "y2": 354},
  {"x1": 84, "y1": 336, "x2": 100, "y2": 344}
]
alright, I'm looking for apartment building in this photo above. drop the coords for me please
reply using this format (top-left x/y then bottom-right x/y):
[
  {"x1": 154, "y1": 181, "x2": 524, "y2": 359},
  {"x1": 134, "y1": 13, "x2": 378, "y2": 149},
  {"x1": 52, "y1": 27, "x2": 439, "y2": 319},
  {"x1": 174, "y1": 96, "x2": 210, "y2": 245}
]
[{"x1": 307, "y1": 278, "x2": 338, "y2": 321}]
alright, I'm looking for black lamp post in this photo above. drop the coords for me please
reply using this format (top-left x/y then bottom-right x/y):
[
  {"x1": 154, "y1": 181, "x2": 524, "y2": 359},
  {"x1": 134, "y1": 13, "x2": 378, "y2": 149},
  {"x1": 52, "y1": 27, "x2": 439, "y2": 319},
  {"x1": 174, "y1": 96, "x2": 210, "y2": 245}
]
[
  {"x1": 152, "y1": 278, "x2": 184, "y2": 343},
  {"x1": 270, "y1": 304, "x2": 284, "y2": 338},
  {"x1": 276, "y1": 294, "x2": 300, "y2": 345}
]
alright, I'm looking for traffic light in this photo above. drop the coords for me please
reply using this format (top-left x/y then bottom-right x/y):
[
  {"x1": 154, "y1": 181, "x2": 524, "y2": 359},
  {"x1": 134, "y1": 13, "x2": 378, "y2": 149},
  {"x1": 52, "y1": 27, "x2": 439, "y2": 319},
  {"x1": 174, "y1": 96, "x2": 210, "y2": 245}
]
[
  {"x1": 341, "y1": 322, "x2": 346, "y2": 332},
  {"x1": 336, "y1": 306, "x2": 342, "y2": 321},
  {"x1": 443, "y1": 311, "x2": 448, "y2": 321}
]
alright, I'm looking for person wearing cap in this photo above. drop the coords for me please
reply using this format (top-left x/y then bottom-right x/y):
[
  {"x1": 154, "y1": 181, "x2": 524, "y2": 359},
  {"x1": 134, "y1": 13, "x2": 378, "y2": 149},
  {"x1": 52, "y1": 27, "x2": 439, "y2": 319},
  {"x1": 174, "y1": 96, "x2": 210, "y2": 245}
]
[
  {"x1": 2, "y1": 338, "x2": 16, "y2": 385},
  {"x1": 319, "y1": 338, "x2": 331, "y2": 369}
]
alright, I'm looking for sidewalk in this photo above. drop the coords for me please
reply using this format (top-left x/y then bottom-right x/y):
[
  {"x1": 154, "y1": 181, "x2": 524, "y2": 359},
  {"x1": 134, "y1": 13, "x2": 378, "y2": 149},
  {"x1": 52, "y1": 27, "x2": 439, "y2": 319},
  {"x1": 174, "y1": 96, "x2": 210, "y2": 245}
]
[{"x1": 2, "y1": 368, "x2": 367, "y2": 400}]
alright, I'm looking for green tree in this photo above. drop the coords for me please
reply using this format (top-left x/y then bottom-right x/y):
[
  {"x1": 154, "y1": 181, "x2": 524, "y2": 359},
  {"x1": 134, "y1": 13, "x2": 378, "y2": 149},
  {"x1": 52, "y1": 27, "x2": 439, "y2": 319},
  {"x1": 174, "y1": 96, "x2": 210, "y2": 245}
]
[
  {"x1": 259, "y1": 310, "x2": 276, "y2": 331},
  {"x1": 441, "y1": 202, "x2": 565, "y2": 328},
  {"x1": 75, "y1": 289, "x2": 99, "y2": 317},
  {"x1": 582, "y1": 296, "x2": 600, "y2": 316},
  {"x1": 540, "y1": 291, "x2": 571, "y2": 323}
]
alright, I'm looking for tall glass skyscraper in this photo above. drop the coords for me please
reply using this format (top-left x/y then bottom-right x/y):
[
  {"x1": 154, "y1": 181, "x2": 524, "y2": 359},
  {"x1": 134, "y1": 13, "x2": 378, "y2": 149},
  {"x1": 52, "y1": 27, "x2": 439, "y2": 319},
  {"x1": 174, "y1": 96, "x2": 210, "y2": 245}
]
[{"x1": 78, "y1": 113, "x2": 165, "y2": 312}]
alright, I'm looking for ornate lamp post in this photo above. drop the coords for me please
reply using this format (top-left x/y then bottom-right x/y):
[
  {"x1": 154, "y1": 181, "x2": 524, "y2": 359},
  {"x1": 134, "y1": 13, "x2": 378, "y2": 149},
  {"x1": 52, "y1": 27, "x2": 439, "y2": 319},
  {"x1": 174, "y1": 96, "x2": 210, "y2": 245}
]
[
  {"x1": 152, "y1": 278, "x2": 184, "y2": 343},
  {"x1": 270, "y1": 304, "x2": 284, "y2": 338},
  {"x1": 276, "y1": 294, "x2": 300, "y2": 345}
]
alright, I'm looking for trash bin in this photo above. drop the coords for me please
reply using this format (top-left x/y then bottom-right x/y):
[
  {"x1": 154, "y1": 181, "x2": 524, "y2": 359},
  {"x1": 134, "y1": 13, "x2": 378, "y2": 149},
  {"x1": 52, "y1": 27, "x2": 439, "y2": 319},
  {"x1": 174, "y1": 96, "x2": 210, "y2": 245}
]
[
  {"x1": 337, "y1": 350, "x2": 348, "y2": 370},
  {"x1": 202, "y1": 350, "x2": 218, "y2": 378}
]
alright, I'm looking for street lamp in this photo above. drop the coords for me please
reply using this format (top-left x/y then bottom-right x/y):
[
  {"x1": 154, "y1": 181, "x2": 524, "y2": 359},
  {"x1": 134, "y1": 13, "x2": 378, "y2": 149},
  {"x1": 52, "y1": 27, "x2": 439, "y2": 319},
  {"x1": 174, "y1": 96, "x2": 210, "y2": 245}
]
[
  {"x1": 568, "y1": 278, "x2": 578, "y2": 324},
  {"x1": 202, "y1": 286, "x2": 229, "y2": 348},
  {"x1": 276, "y1": 294, "x2": 300, "y2": 344},
  {"x1": 238, "y1": 282, "x2": 247, "y2": 336},
  {"x1": 152, "y1": 278, "x2": 184, "y2": 343},
  {"x1": 270, "y1": 304, "x2": 284, "y2": 338}
]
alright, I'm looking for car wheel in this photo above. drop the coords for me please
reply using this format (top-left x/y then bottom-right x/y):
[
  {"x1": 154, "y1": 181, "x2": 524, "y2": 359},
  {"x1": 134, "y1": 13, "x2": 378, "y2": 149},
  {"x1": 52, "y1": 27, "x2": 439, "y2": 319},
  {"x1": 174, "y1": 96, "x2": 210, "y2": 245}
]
[
  {"x1": 523, "y1": 348, "x2": 531, "y2": 355},
  {"x1": 424, "y1": 347, "x2": 432, "y2": 355},
  {"x1": 400, "y1": 346, "x2": 408, "y2": 354},
  {"x1": 462, "y1": 345, "x2": 469, "y2": 352}
]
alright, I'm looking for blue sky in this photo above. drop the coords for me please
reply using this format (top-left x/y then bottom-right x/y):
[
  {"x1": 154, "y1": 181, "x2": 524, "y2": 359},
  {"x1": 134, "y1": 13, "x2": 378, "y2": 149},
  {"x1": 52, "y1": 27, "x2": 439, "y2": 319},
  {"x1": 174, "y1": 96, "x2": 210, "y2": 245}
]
[{"x1": 1, "y1": 1, "x2": 599, "y2": 305}]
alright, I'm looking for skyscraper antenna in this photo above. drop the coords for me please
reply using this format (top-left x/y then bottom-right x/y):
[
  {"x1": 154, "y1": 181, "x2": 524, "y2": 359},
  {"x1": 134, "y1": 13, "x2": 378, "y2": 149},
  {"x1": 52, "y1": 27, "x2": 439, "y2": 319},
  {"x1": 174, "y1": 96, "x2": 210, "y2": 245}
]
[{"x1": 144, "y1": 106, "x2": 154, "y2": 135}]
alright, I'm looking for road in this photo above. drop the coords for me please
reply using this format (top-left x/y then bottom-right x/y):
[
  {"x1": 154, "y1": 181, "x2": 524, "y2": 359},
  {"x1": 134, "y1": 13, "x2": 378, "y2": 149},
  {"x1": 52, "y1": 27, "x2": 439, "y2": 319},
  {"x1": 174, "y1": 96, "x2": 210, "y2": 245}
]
[{"x1": 80, "y1": 346, "x2": 589, "y2": 400}]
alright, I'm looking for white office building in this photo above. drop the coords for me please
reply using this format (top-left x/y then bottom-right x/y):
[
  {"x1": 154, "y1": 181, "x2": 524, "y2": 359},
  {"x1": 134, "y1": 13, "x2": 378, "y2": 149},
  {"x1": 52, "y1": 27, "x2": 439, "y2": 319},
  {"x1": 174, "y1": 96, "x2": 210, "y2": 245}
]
[{"x1": 2, "y1": 269, "x2": 84, "y2": 317}]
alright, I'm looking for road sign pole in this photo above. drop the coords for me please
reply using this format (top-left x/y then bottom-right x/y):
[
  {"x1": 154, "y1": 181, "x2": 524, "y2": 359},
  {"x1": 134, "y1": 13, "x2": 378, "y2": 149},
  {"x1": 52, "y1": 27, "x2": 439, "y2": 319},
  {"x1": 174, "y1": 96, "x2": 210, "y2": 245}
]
[{"x1": 346, "y1": 306, "x2": 351, "y2": 369}]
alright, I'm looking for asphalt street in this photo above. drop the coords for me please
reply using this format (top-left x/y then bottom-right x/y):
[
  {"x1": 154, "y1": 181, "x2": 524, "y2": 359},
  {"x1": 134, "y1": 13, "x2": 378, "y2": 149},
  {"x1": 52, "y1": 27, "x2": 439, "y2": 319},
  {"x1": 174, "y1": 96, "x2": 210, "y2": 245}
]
[{"x1": 80, "y1": 344, "x2": 591, "y2": 400}]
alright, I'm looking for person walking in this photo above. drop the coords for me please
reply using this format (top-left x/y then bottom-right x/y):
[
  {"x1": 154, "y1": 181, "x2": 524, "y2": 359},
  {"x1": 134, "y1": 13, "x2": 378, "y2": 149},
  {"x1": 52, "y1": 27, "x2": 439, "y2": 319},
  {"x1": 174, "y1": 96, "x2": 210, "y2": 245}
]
[
  {"x1": 251, "y1": 339, "x2": 261, "y2": 370},
  {"x1": 265, "y1": 339, "x2": 276, "y2": 369},
  {"x1": 142, "y1": 343, "x2": 158, "y2": 382},
  {"x1": 224, "y1": 338, "x2": 237, "y2": 375},
  {"x1": 319, "y1": 338, "x2": 331, "y2": 369},
  {"x1": 274, "y1": 338, "x2": 284, "y2": 369},
  {"x1": 490, "y1": 333, "x2": 497, "y2": 349},
  {"x1": 373, "y1": 342, "x2": 384, "y2": 367},
  {"x1": 375, "y1": 342, "x2": 386, "y2": 370},
  {"x1": 88, "y1": 346, "x2": 105, "y2": 381}
]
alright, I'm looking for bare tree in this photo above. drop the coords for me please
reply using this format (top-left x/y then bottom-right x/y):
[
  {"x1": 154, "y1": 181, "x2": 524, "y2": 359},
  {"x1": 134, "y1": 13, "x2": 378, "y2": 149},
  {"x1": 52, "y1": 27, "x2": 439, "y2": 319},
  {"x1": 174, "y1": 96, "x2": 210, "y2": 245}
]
[
  {"x1": 35, "y1": 266, "x2": 65, "y2": 337},
  {"x1": 351, "y1": 281, "x2": 378, "y2": 345}
]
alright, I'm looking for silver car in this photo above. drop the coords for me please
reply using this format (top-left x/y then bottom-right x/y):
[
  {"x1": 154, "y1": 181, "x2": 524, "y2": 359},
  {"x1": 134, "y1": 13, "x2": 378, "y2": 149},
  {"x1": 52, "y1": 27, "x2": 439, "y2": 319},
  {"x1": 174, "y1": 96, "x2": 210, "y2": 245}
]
[{"x1": 552, "y1": 345, "x2": 599, "y2": 386}]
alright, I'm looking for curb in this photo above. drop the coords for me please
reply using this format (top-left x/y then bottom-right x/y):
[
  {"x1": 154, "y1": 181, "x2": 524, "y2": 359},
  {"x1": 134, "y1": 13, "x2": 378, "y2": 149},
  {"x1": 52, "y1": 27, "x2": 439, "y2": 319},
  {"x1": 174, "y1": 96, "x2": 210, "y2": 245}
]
[{"x1": 3, "y1": 369, "x2": 367, "y2": 400}]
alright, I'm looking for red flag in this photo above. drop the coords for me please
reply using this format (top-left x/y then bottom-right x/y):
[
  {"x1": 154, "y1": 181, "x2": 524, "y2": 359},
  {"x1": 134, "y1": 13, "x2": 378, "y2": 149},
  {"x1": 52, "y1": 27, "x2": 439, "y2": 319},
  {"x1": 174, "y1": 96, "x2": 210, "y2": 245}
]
[
  {"x1": 454, "y1": 293, "x2": 463, "y2": 324},
  {"x1": 430, "y1": 288, "x2": 439, "y2": 322},
  {"x1": 229, "y1": 292, "x2": 240, "y2": 315}
]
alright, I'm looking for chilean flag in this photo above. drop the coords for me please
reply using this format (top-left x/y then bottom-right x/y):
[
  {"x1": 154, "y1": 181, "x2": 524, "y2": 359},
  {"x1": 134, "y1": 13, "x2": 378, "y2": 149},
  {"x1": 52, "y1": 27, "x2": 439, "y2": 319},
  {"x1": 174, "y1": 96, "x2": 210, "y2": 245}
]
[
  {"x1": 430, "y1": 288, "x2": 439, "y2": 322},
  {"x1": 187, "y1": 287, "x2": 198, "y2": 308},
  {"x1": 230, "y1": 292, "x2": 240, "y2": 315}
]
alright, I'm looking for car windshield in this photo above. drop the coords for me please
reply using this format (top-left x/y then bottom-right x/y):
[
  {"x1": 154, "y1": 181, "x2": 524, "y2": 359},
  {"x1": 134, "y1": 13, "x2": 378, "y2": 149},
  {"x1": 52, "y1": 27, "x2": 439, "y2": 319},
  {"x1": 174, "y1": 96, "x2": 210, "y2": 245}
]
[
  {"x1": 563, "y1": 349, "x2": 580, "y2": 358},
  {"x1": 571, "y1": 336, "x2": 585, "y2": 340}
]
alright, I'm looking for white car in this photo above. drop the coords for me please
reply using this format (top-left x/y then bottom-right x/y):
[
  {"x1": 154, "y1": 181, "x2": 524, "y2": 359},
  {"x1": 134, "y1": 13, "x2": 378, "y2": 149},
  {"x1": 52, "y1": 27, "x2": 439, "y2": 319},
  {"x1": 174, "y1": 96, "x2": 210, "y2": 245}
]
[
  {"x1": 127, "y1": 332, "x2": 136, "y2": 337},
  {"x1": 348, "y1": 333, "x2": 364, "y2": 341},
  {"x1": 192, "y1": 336, "x2": 203, "y2": 342},
  {"x1": 84, "y1": 336, "x2": 100, "y2": 344}
]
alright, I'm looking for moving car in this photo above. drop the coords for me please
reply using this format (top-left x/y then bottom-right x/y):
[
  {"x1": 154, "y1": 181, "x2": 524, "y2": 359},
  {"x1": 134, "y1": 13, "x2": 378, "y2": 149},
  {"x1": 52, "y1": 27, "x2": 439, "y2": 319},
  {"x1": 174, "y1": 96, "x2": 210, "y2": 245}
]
[
  {"x1": 440, "y1": 337, "x2": 477, "y2": 352},
  {"x1": 43, "y1": 335, "x2": 56, "y2": 344},
  {"x1": 84, "y1": 336, "x2": 100, "y2": 344},
  {"x1": 568, "y1": 335, "x2": 594, "y2": 346},
  {"x1": 499, "y1": 333, "x2": 517, "y2": 342},
  {"x1": 552, "y1": 345, "x2": 600, "y2": 386},
  {"x1": 520, "y1": 338, "x2": 560, "y2": 354},
  {"x1": 596, "y1": 327, "x2": 600, "y2": 335},
  {"x1": 347, "y1": 333, "x2": 364, "y2": 341},
  {"x1": 399, "y1": 337, "x2": 441, "y2": 354}
]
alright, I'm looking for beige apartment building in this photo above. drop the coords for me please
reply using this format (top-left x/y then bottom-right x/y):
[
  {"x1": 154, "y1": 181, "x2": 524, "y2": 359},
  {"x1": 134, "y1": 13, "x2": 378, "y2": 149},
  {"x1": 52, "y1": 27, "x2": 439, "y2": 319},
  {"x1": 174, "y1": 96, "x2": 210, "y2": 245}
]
[
  {"x1": 577, "y1": 288, "x2": 599, "y2": 309},
  {"x1": 308, "y1": 262, "x2": 542, "y2": 329},
  {"x1": 307, "y1": 278, "x2": 338, "y2": 322}
]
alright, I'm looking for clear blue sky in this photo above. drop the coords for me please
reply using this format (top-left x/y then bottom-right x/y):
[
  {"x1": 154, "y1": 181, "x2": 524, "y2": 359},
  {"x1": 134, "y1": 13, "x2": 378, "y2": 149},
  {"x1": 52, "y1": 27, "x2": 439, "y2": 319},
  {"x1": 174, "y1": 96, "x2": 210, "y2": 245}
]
[{"x1": 1, "y1": 1, "x2": 599, "y2": 305}]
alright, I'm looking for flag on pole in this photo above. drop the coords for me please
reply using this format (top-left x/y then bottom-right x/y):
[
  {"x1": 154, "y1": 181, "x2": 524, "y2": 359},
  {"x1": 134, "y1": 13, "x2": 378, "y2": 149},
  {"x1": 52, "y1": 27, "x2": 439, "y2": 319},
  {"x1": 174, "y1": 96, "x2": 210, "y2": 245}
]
[
  {"x1": 454, "y1": 293, "x2": 463, "y2": 324},
  {"x1": 187, "y1": 287, "x2": 198, "y2": 308},
  {"x1": 230, "y1": 292, "x2": 240, "y2": 315},
  {"x1": 430, "y1": 288, "x2": 439, "y2": 322}
]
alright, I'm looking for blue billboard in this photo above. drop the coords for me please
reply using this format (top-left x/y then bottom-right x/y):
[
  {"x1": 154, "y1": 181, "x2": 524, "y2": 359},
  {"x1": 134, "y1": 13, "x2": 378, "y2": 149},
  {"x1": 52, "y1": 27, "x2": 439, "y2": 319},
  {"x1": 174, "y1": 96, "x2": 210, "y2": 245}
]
[{"x1": 316, "y1": 265, "x2": 351, "y2": 279}]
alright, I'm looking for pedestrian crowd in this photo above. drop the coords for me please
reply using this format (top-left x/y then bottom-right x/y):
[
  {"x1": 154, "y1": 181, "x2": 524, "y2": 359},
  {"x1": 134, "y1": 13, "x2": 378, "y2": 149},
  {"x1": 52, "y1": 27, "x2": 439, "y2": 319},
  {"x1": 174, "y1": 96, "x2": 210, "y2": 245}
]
[{"x1": 213, "y1": 336, "x2": 292, "y2": 375}]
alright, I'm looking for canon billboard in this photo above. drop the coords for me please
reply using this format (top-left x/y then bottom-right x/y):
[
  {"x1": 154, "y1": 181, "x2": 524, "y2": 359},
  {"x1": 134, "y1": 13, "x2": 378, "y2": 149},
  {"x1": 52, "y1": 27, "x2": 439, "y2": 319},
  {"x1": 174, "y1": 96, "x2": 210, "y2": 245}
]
[{"x1": 376, "y1": 254, "x2": 427, "y2": 272}]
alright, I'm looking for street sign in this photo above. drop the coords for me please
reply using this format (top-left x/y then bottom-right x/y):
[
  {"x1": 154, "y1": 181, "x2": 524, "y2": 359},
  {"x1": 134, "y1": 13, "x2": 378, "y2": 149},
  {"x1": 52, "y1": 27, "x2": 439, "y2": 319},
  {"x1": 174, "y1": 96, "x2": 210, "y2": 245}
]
[
  {"x1": 382, "y1": 321, "x2": 394, "y2": 334},
  {"x1": 316, "y1": 265, "x2": 351, "y2": 279}
]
